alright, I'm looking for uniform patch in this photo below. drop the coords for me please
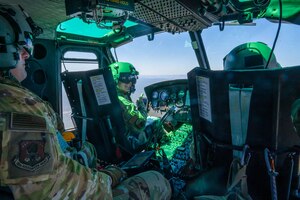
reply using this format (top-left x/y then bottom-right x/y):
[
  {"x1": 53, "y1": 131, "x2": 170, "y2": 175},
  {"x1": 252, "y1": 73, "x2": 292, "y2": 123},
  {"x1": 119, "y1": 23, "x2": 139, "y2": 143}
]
[{"x1": 12, "y1": 140, "x2": 50, "y2": 172}]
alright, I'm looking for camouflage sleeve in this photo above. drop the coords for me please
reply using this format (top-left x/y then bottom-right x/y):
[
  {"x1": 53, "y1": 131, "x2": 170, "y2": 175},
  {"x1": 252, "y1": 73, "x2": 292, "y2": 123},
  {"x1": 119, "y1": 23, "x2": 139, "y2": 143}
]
[
  {"x1": 118, "y1": 95, "x2": 147, "y2": 130},
  {"x1": 100, "y1": 165, "x2": 127, "y2": 188},
  {"x1": 0, "y1": 83, "x2": 114, "y2": 199},
  {"x1": 44, "y1": 101, "x2": 65, "y2": 133}
]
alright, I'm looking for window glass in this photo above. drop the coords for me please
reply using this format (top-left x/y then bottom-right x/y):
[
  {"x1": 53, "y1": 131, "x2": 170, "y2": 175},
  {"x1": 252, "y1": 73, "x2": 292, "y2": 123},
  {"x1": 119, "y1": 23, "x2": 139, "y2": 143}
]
[
  {"x1": 64, "y1": 51, "x2": 97, "y2": 60},
  {"x1": 61, "y1": 51, "x2": 98, "y2": 129}
]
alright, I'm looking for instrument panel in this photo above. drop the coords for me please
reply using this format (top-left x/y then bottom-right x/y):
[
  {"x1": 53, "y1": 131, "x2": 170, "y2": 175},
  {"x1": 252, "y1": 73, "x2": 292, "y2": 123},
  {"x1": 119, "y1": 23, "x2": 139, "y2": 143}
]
[{"x1": 144, "y1": 79, "x2": 190, "y2": 111}]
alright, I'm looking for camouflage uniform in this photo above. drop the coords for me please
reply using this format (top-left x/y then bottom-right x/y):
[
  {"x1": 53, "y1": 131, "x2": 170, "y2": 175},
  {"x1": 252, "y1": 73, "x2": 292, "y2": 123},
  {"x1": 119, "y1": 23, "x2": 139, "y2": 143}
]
[
  {"x1": 118, "y1": 91, "x2": 165, "y2": 150},
  {"x1": 113, "y1": 170, "x2": 171, "y2": 200},
  {"x1": 0, "y1": 77, "x2": 171, "y2": 200}
]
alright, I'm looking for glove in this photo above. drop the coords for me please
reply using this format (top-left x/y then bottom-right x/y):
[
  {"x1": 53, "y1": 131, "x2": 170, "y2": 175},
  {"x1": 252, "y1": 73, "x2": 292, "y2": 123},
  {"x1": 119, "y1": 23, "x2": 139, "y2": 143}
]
[
  {"x1": 136, "y1": 93, "x2": 147, "y2": 112},
  {"x1": 100, "y1": 165, "x2": 127, "y2": 188}
]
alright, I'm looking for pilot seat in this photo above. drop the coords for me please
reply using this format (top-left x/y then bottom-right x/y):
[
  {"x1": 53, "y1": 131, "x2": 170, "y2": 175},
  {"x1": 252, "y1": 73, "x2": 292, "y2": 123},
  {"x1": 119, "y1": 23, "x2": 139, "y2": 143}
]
[{"x1": 186, "y1": 42, "x2": 300, "y2": 199}]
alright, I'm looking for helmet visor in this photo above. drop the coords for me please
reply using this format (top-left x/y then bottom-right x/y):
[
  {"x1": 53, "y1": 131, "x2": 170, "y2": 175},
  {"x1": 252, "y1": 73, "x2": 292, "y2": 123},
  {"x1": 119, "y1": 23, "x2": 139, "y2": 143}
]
[
  {"x1": 18, "y1": 31, "x2": 34, "y2": 56},
  {"x1": 119, "y1": 73, "x2": 138, "y2": 84}
]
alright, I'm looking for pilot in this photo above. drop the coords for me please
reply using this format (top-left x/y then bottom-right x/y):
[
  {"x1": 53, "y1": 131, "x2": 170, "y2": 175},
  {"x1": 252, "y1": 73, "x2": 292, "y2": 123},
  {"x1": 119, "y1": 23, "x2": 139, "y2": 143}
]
[
  {"x1": 109, "y1": 62, "x2": 166, "y2": 150},
  {"x1": 223, "y1": 41, "x2": 281, "y2": 70},
  {"x1": 0, "y1": 4, "x2": 171, "y2": 200}
]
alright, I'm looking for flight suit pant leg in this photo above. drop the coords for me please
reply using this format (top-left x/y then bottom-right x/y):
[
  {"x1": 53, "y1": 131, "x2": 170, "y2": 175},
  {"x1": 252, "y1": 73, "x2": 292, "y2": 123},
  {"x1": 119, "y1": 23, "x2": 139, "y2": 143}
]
[{"x1": 112, "y1": 170, "x2": 171, "y2": 200}]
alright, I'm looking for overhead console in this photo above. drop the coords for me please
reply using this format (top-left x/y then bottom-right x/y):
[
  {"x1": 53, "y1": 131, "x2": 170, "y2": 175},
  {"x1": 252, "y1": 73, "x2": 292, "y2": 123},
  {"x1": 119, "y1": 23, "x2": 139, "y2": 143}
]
[
  {"x1": 65, "y1": 0, "x2": 135, "y2": 33},
  {"x1": 131, "y1": 0, "x2": 212, "y2": 33},
  {"x1": 65, "y1": 0, "x2": 134, "y2": 16},
  {"x1": 63, "y1": 0, "x2": 271, "y2": 36},
  {"x1": 131, "y1": 0, "x2": 271, "y2": 33}
]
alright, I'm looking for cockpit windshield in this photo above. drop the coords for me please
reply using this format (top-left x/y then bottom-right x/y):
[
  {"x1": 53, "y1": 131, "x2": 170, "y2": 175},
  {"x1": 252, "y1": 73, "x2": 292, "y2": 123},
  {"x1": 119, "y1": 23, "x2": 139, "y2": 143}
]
[
  {"x1": 114, "y1": 32, "x2": 198, "y2": 101},
  {"x1": 202, "y1": 18, "x2": 300, "y2": 70}
]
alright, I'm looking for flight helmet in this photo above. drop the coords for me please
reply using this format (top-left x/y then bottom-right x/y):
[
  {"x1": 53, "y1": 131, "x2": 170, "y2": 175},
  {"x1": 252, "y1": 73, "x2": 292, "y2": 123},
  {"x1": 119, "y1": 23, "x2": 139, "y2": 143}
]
[
  {"x1": 223, "y1": 42, "x2": 281, "y2": 70},
  {"x1": 109, "y1": 62, "x2": 139, "y2": 84},
  {"x1": 109, "y1": 62, "x2": 139, "y2": 93},
  {"x1": 0, "y1": 4, "x2": 34, "y2": 69}
]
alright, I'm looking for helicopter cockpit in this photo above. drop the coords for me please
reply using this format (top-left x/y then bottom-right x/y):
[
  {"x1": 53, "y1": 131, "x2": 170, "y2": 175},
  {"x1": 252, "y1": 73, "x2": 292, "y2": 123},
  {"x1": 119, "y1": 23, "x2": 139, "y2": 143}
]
[{"x1": 1, "y1": 0, "x2": 300, "y2": 199}]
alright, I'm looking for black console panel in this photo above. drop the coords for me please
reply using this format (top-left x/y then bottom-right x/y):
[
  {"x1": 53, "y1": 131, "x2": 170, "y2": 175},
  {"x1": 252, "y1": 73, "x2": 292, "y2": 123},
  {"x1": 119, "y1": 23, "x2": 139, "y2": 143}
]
[{"x1": 144, "y1": 79, "x2": 190, "y2": 111}]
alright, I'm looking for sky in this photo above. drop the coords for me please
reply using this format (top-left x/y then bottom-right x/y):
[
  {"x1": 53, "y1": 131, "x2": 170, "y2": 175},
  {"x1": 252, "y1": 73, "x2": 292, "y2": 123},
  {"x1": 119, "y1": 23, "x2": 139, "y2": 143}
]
[
  {"x1": 115, "y1": 32, "x2": 198, "y2": 75},
  {"x1": 115, "y1": 18, "x2": 300, "y2": 75}
]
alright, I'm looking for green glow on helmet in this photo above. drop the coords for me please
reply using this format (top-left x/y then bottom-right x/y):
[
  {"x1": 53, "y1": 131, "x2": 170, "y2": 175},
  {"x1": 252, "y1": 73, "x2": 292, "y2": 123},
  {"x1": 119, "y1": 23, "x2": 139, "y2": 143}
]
[
  {"x1": 223, "y1": 42, "x2": 280, "y2": 70},
  {"x1": 109, "y1": 62, "x2": 139, "y2": 82}
]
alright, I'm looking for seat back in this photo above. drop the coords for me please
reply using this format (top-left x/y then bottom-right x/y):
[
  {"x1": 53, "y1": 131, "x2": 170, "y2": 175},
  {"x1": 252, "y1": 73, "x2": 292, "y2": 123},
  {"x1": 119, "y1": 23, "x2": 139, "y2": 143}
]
[
  {"x1": 61, "y1": 68, "x2": 132, "y2": 162},
  {"x1": 188, "y1": 66, "x2": 300, "y2": 198}
]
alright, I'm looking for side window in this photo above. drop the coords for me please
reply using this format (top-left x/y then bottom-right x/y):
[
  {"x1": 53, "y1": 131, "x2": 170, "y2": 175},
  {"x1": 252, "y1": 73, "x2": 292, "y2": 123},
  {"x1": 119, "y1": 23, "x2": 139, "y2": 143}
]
[{"x1": 61, "y1": 51, "x2": 98, "y2": 129}]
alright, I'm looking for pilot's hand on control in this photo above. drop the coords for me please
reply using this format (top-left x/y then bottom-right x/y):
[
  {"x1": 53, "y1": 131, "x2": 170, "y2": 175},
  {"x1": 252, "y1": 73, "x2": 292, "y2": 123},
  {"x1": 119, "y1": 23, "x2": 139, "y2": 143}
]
[
  {"x1": 101, "y1": 165, "x2": 127, "y2": 188},
  {"x1": 136, "y1": 93, "x2": 147, "y2": 111}
]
